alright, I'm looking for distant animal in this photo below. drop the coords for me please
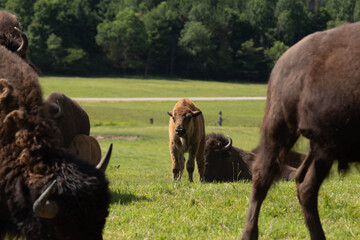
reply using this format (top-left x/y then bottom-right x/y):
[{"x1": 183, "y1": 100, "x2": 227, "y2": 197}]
[
  {"x1": 242, "y1": 22, "x2": 360, "y2": 240},
  {"x1": 0, "y1": 45, "x2": 110, "y2": 239},
  {"x1": 167, "y1": 98, "x2": 205, "y2": 181},
  {"x1": 45, "y1": 92, "x2": 90, "y2": 148},
  {"x1": 0, "y1": 10, "x2": 27, "y2": 58},
  {"x1": 203, "y1": 133, "x2": 305, "y2": 182}
]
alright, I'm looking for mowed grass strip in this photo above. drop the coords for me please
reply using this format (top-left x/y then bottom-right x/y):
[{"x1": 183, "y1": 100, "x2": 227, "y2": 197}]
[{"x1": 39, "y1": 77, "x2": 360, "y2": 239}]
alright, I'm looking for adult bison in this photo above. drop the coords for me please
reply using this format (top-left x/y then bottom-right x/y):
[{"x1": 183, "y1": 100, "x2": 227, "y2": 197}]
[
  {"x1": 0, "y1": 10, "x2": 27, "y2": 58},
  {"x1": 242, "y1": 22, "x2": 360, "y2": 240},
  {"x1": 0, "y1": 45, "x2": 110, "y2": 239},
  {"x1": 167, "y1": 98, "x2": 205, "y2": 182},
  {"x1": 45, "y1": 92, "x2": 90, "y2": 148},
  {"x1": 204, "y1": 133, "x2": 305, "y2": 182}
]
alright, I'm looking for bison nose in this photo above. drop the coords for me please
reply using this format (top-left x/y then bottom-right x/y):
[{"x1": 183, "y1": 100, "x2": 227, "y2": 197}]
[{"x1": 175, "y1": 128, "x2": 185, "y2": 135}]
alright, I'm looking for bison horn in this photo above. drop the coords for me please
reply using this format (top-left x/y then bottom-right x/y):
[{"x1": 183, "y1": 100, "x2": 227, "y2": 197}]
[
  {"x1": 33, "y1": 180, "x2": 59, "y2": 219},
  {"x1": 223, "y1": 136, "x2": 232, "y2": 150},
  {"x1": 14, "y1": 27, "x2": 28, "y2": 58},
  {"x1": 96, "y1": 143, "x2": 113, "y2": 172},
  {"x1": 53, "y1": 100, "x2": 62, "y2": 119}
]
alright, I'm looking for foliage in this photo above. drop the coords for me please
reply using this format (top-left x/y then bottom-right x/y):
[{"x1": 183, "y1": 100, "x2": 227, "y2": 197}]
[
  {"x1": 265, "y1": 40, "x2": 289, "y2": 68},
  {"x1": 2, "y1": 0, "x2": 360, "y2": 80},
  {"x1": 96, "y1": 7, "x2": 148, "y2": 72}
]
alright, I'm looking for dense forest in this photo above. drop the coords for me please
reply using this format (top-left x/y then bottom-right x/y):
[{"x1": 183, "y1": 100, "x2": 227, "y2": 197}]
[{"x1": 1, "y1": 0, "x2": 359, "y2": 81}]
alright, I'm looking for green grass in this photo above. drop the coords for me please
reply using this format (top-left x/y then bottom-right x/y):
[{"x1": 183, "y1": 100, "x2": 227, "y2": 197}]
[
  {"x1": 39, "y1": 76, "x2": 267, "y2": 98},
  {"x1": 39, "y1": 77, "x2": 360, "y2": 239}
]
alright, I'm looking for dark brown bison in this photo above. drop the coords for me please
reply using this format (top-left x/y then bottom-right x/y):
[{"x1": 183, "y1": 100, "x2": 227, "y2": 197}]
[
  {"x1": 0, "y1": 45, "x2": 110, "y2": 239},
  {"x1": 204, "y1": 133, "x2": 305, "y2": 182},
  {"x1": 45, "y1": 92, "x2": 90, "y2": 148},
  {"x1": 0, "y1": 10, "x2": 27, "y2": 57},
  {"x1": 242, "y1": 22, "x2": 360, "y2": 240},
  {"x1": 167, "y1": 98, "x2": 205, "y2": 181}
]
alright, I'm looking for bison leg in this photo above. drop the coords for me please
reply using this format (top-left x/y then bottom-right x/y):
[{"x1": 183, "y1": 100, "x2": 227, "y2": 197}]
[
  {"x1": 195, "y1": 138, "x2": 205, "y2": 181},
  {"x1": 186, "y1": 147, "x2": 196, "y2": 182},
  {"x1": 295, "y1": 142, "x2": 333, "y2": 240},
  {"x1": 242, "y1": 118, "x2": 299, "y2": 239},
  {"x1": 170, "y1": 145, "x2": 185, "y2": 181}
]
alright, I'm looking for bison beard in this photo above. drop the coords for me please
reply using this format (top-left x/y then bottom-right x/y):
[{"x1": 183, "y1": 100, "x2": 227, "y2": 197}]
[
  {"x1": 242, "y1": 22, "x2": 360, "y2": 240},
  {"x1": 0, "y1": 45, "x2": 110, "y2": 239}
]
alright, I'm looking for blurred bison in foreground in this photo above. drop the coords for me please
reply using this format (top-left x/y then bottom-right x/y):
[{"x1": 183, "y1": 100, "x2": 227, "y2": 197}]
[
  {"x1": 45, "y1": 92, "x2": 90, "y2": 148},
  {"x1": 167, "y1": 98, "x2": 205, "y2": 181},
  {"x1": 204, "y1": 133, "x2": 305, "y2": 182},
  {"x1": 242, "y1": 22, "x2": 360, "y2": 240},
  {"x1": 0, "y1": 45, "x2": 110, "y2": 239},
  {"x1": 45, "y1": 92, "x2": 112, "y2": 170}
]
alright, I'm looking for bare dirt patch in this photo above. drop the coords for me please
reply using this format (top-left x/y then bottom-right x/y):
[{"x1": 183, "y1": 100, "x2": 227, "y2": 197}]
[{"x1": 91, "y1": 134, "x2": 141, "y2": 141}]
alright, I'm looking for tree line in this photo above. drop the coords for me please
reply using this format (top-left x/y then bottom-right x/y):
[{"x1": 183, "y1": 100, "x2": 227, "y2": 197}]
[{"x1": 2, "y1": 0, "x2": 359, "y2": 81}]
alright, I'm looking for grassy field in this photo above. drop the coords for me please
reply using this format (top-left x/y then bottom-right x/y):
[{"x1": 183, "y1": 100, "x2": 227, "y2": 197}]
[{"x1": 40, "y1": 76, "x2": 360, "y2": 239}]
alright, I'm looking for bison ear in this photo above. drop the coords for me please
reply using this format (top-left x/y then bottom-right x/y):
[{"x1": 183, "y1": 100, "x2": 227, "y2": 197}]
[
  {"x1": 167, "y1": 111, "x2": 173, "y2": 117},
  {"x1": 191, "y1": 110, "x2": 202, "y2": 117}
]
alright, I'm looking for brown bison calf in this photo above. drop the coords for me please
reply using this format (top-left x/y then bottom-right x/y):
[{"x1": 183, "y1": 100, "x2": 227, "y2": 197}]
[
  {"x1": 167, "y1": 99, "x2": 205, "y2": 181},
  {"x1": 204, "y1": 133, "x2": 305, "y2": 182}
]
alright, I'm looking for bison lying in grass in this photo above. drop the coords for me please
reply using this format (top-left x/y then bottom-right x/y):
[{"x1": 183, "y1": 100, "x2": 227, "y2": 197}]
[
  {"x1": 204, "y1": 133, "x2": 305, "y2": 182},
  {"x1": 242, "y1": 22, "x2": 360, "y2": 240}
]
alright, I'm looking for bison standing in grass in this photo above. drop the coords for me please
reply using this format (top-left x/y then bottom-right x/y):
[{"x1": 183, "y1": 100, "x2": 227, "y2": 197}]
[
  {"x1": 204, "y1": 133, "x2": 305, "y2": 182},
  {"x1": 167, "y1": 98, "x2": 205, "y2": 182},
  {"x1": 0, "y1": 44, "x2": 110, "y2": 239},
  {"x1": 242, "y1": 22, "x2": 360, "y2": 240}
]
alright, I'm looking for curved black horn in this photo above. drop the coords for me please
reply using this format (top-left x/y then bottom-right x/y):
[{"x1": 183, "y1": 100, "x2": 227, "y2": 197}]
[
  {"x1": 223, "y1": 136, "x2": 232, "y2": 150},
  {"x1": 96, "y1": 143, "x2": 113, "y2": 172},
  {"x1": 33, "y1": 180, "x2": 59, "y2": 219},
  {"x1": 14, "y1": 27, "x2": 28, "y2": 58}
]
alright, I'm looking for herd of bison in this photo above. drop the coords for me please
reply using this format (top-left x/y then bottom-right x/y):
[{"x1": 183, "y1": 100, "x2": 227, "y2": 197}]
[{"x1": 0, "y1": 9, "x2": 360, "y2": 240}]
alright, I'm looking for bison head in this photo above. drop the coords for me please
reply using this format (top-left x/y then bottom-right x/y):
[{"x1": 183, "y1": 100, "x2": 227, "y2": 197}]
[
  {"x1": 0, "y1": 11, "x2": 28, "y2": 59},
  {"x1": 31, "y1": 152, "x2": 110, "y2": 240},
  {"x1": 167, "y1": 109, "x2": 202, "y2": 137},
  {"x1": 204, "y1": 133, "x2": 232, "y2": 182}
]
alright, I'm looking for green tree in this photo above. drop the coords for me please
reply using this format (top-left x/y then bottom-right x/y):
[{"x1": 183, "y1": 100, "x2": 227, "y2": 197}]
[
  {"x1": 5, "y1": 0, "x2": 35, "y2": 28},
  {"x1": 96, "y1": 7, "x2": 148, "y2": 72},
  {"x1": 28, "y1": 0, "x2": 102, "y2": 74},
  {"x1": 265, "y1": 40, "x2": 289, "y2": 68},
  {"x1": 234, "y1": 39, "x2": 269, "y2": 81},
  {"x1": 275, "y1": 0, "x2": 312, "y2": 45},
  {"x1": 143, "y1": 1, "x2": 183, "y2": 75},
  {"x1": 245, "y1": 0, "x2": 277, "y2": 47},
  {"x1": 178, "y1": 21, "x2": 215, "y2": 76},
  {"x1": 325, "y1": 0, "x2": 356, "y2": 22}
]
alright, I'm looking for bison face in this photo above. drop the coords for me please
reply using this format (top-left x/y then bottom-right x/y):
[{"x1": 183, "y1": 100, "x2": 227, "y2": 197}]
[
  {"x1": 204, "y1": 136, "x2": 232, "y2": 182},
  {"x1": 167, "y1": 109, "x2": 201, "y2": 137}
]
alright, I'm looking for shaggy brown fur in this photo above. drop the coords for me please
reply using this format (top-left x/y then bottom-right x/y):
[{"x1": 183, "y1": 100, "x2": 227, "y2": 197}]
[
  {"x1": 0, "y1": 45, "x2": 110, "y2": 239},
  {"x1": 242, "y1": 22, "x2": 360, "y2": 240},
  {"x1": 167, "y1": 99, "x2": 205, "y2": 182}
]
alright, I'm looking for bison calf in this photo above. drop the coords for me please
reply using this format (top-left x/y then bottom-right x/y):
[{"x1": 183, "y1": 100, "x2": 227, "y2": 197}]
[
  {"x1": 167, "y1": 99, "x2": 205, "y2": 182},
  {"x1": 204, "y1": 133, "x2": 305, "y2": 182}
]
